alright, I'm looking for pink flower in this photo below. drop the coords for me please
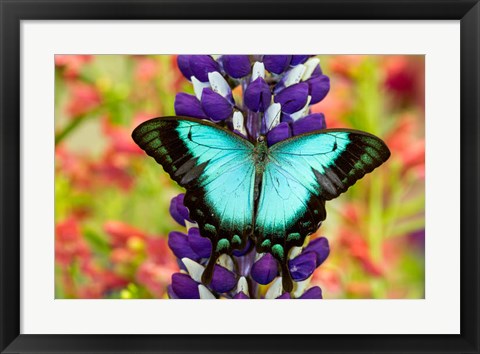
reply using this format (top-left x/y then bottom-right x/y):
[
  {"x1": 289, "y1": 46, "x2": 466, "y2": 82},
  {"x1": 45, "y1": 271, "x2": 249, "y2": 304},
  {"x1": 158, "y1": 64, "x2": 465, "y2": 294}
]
[
  {"x1": 136, "y1": 261, "x2": 177, "y2": 297},
  {"x1": 55, "y1": 217, "x2": 90, "y2": 266},
  {"x1": 66, "y1": 82, "x2": 101, "y2": 117},
  {"x1": 386, "y1": 115, "x2": 425, "y2": 178},
  {"x1": 383, "y1": 56, "x2": 425, "y2": 108},
  {"x1": 55, "y1": 55, "x2": 92, "y2": 79},
  {"x1": 101, "y1": 114, "x2": 151, "y2": 155},
  {"x1": 135, "y1": 57, "x2": 158, "y2": 82},
  {"x1": 338, "y1": 229, "x2": 383, "y2": 277},
  {"x1": 104, "y1": 221, "x2": 146, "y2": 247}
]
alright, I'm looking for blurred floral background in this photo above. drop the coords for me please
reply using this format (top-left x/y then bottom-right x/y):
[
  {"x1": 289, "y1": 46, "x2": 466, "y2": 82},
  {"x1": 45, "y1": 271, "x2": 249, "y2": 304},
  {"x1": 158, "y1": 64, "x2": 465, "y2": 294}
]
[{"x1": 55, "y1": 54, "x2": 424, "y2": 299}]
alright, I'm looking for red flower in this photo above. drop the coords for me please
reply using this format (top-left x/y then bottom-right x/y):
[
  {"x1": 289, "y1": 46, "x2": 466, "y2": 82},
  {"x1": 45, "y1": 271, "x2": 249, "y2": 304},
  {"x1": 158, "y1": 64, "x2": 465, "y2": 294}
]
[
  {"x1": 383, "y1": 56, "x2": 425, "y2": 109},
  {"x1": 55, "y1": 55, "x2": 92, "y2": 79},
  {"x1": 90, "y1": 151, "x2": 135, "y2": 190},
  {"x1": 136, "y1": 261, "x2": 177, "y2": 297},
  {"x1": 104, "y1": 221, "x2": 146, "y2": 247},
  {"x1": 338, "y1": 229, "x2": 383, "y2": 277},
  {"x1": 101, "y1": 114, "x2": 152, "y2": 155},
  {"x1": 66, "y1": 82, "x2": 101, "y2": 117},
  {"x1": 386, "y1": 115, "x2": 425, "y2": 177},
  {"x1": 55, "y1": 217, "x2": 90, "y2": 266},
  {"x1": 134, "y1": 57, "x2": 158, "y2": 83}
]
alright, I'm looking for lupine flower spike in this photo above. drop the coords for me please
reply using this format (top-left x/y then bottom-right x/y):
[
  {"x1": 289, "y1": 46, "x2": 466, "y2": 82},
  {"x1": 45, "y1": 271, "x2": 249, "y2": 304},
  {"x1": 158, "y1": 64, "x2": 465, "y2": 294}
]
[{"x1": 167, "y1": 55, "x2": 331, "y2": 299}]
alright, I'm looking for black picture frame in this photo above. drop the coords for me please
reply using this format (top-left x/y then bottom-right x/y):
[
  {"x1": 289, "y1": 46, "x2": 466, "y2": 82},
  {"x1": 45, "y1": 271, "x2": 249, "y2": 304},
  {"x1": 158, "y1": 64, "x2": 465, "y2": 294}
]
[{"x1": 1, "y1": 0, "x2": 479, "y2": 353}]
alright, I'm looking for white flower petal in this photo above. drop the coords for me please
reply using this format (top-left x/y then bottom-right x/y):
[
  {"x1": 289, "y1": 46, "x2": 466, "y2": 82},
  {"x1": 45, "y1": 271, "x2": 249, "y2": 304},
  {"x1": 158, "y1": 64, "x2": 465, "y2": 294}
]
[
  {"x1": 198, "y1": 285, "x2": 216, "y2": 299},
  {"x1": 290, "y1": 95, "x2": 312, "y2": 121},
  {"x1": 302, "y1": 58, "x2": 321, "y2": 81},
  {"x1": 284, "y1": 64, "x2": 306, "y2": 87},
  {"x1": 191, "y1": 76, "x2": 210, "y2": 100},
  {"x1": 288, "y1": 246, "x2": 303, "y2": 260},
  {"x1": 208, "y1": 71, "x2": 231, "y2": 98},
  {"x1": 217, "y1": 254, "x2": 234, "y2": 271},
  {"x1": 252, "y1": 62, "x2": 265, "y2": 80},
  {"x1": 254, "y1": 252, "x2": 264, "y2": 262},
  {"x1": 265, "y1": 103, "x2": 282, "y2": 131},
  {"x1": 181, "y1": 258, "x2": 204, "y2": 283},
  {"x1": 232, "y1": 111, "x2": 247, "y2": 136},
  {"x1": 265, "y1": 277, "x2": 284, "y2": 299},
  {"x1": 292, "y1": 277, "x2": 312, "y2": 298},
  {"x1": 185, "y1": 220, "x2": 198, "y2": 231},
  {"x1": 236, "y1": 276, "x2": 249, "y2": 296}
]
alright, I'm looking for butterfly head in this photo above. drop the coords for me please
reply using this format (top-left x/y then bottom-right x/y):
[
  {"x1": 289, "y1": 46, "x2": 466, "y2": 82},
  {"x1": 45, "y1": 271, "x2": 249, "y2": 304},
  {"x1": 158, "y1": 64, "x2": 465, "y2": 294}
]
[{"x1": 257, "y1": 135, "x2": 266, "y2": 144}]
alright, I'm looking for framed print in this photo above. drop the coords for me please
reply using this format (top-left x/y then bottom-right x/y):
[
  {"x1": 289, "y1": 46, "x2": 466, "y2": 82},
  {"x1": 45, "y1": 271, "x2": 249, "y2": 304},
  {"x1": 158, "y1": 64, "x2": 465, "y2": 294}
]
[{"x1": 1, "y1": 0, "x2": 479, "y2": 353}]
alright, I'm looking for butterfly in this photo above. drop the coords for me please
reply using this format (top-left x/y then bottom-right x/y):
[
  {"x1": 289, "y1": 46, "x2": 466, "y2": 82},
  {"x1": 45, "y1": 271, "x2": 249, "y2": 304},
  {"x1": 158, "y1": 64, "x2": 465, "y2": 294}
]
[{"x1": 132, "y1": 116, "x2": 390, "y2": 292}]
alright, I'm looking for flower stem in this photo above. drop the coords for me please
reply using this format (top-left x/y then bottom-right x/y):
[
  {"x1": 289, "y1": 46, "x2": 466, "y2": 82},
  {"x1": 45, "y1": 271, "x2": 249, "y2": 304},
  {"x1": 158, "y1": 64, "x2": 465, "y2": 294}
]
[{"x1": 55, "y1": 111, "x2": 98, "y2": 145}]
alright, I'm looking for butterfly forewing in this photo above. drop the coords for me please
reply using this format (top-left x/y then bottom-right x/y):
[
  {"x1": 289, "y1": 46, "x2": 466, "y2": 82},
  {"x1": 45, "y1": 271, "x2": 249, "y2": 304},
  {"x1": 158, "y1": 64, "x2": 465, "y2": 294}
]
[{"x1": 132, "y1": 117, "x2": 256, "y2": 283}]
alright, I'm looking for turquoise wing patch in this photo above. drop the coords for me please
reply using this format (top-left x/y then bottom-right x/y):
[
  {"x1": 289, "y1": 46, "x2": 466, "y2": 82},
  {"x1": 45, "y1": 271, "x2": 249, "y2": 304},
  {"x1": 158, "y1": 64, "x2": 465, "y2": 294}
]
[
  {"x1": 132, "y1": 117, "x2": 256, "y2": 284},
  {"x1": 255, "y1": 129, "x2": 390, "y2": 291}
]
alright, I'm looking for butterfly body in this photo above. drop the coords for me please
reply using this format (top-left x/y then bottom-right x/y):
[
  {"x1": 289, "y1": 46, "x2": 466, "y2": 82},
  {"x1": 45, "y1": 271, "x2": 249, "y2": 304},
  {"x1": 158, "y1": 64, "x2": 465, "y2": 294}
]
[{"x1": 132, "y1": 116, "x2": 390, "y2": 292}]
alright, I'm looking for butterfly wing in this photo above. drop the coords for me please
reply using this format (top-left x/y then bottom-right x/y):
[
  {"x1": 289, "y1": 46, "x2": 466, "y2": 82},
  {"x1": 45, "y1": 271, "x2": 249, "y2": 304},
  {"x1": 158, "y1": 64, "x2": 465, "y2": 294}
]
[
  {"x1": 132, "y1": 117, "x2": 256, "y2": 283},
  {"x1": 255, "y1": 129, "x2": 390, "y2": 291}
]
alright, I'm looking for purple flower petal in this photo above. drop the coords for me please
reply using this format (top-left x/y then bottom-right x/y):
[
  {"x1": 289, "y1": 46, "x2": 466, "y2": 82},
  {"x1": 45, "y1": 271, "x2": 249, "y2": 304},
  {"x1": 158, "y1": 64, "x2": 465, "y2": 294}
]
[
  {"x1": 280, "y1": 113, "x2": 294, "y2": 124},
  {"x1": 201, "y1": 88, "x2": 233, "y2": 121},
  {"x1": 274, "y1": 82, "x2": 309, "y2": 114},
  {"x1": 210, "y1": 265, "x2": 237, "y2": 293},
  {"x1": 167, "y1": 285, "x2": 179, "y2": 299},
  {"x1": 168, "y1": 231, "x2": 200, "y2": 261},
  {"x1": 291, "y1": 55, "x2": 311, "y2": 66},
  {"x1": 232, "y1": 238, "x2": 252, "y2": 257},
  {"x1": 276, "y1": 292, "x2": 291, "y2": 299},
  {"x1": 177, "y1": 55, "x2": 193, "y2": 80},
  {"x1": 233, "y1": 129, "x2": 248, "y2": 139},
  {"x1": 188, "y1": 228, "x2": 212, "y2": 258},
  {"x1": 299, "y1": 286, "x2": 323, "y2": 299},
  {"x1": 189, "y1": 55, "x2": 220, "y2": 82},
  {"x1": 310, "y1": 64, "x2": 323, "y2": 78},
  {"x1": 174, "y1": 93, "x2": 208, "y2": 119},
  {"x1": 291, "y1": 113, "x2": 326, "y2": 136},
  {"x1": 222, "y1": 55, "x2": 251, "y2": 78},
  {"x1": 289, "y1": 251, "x2": 317, "y2": 281},
  {"x1": 263, "y1": 55, "x2": 292, "y2": 74},
  {"x1": 307, "y1": 75, "x2": 330, "y2": 104},
  {"x1": 244, "y1": 77, "x2": 272, "y2": 112},
  {"x1": 169, "y1": 193, "x2": 192, "y2": 226},
  {"x1": 171, "y1": 273, "x2": 200, "y2": 299},
  {"x1": 303, "y1": 237, "x2": 330, "y2": 267},
  {"x1": 267, "y1": 122, "x2": 291, "y2": 146},
  {"x1": 251, "y1": 253, "x2": 279, "y2": 285},
  {"x1": 409, "y1": 229, "x2": 425, "y2": 250},
  {"x1": 233, "y1": 292, "x2": 250, "y2": 299}
]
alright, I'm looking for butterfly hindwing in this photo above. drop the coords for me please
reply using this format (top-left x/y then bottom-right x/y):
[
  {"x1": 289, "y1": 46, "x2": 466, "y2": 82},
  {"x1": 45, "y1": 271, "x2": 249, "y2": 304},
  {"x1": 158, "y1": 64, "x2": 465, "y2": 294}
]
[
  {"x1": 132, "y1": 117, "x2": 256, "y2": 283},
  {"x1": 255, "y1": 129, "x2": 390, "y2": 291}
]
